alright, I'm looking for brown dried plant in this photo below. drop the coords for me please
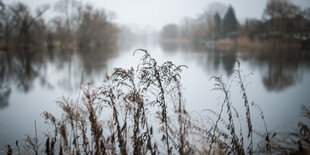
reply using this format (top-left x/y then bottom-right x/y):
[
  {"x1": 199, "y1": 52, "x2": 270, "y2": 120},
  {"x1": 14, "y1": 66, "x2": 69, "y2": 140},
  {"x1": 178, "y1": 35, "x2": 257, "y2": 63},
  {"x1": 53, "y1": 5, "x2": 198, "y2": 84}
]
[{"x1": 6, "y1": 50, "x2": 309, "y2": 155}]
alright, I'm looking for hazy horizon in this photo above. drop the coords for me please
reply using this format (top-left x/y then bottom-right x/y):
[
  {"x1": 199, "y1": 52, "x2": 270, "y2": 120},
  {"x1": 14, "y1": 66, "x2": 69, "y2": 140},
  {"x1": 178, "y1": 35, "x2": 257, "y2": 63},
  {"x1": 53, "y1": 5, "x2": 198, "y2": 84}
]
[{"x1": 3, "y1": 0, "x2": 310, "y2": 31}]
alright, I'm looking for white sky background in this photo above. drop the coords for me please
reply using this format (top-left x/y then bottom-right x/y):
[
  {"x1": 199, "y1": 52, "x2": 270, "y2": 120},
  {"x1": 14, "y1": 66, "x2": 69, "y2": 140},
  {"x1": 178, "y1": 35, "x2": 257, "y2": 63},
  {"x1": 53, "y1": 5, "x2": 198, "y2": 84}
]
[{"x1": 3, "y1": 0, "x2": 310, "y2": 31}]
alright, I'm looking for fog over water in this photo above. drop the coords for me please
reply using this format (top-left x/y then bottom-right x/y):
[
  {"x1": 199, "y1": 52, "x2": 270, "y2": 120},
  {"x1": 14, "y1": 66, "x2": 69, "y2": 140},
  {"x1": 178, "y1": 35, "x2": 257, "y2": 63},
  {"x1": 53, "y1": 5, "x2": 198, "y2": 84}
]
[
  {"x1": 1, "y1": 0, "x2": 310, "y2": 154},
  {"x1": 1, "y1": 41, "x2": 310, "y2": 150}
]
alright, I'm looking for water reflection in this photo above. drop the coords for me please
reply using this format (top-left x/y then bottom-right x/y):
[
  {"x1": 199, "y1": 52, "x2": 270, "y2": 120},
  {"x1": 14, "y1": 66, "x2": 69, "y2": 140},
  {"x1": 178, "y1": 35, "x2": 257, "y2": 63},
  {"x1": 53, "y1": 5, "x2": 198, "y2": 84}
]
[
  {"x1": 0, "y1": 44, "x2": 310, "y2": 110},
  {"x1": 160, "y1": 41, "x2": 178, "y2": 52},
  {"x1": 242, "y1": 51, "x2": 310, "y2": 92},
  {"x1": 77, "y1": 46, "x2": 117, "y2": 76},
  {"x1": 0, "y1": 88, "x2": 10, "y2": 109},
  {"x1": 263, "y1": 56, "x2": 301, "y2": 92},
  {"x1": 0, "y1": 50, "x2": 44, "y2": 93},
  {"x1": 0, "y1": 46, "x2": 118, "y2": 109},
  {"x1": 199, "y1": 48, "x2": 237, "y2": 76},
  {"x1": 219, "y1": 49, "x2": 237, "y2": 76},
  {"x1": 0, "y1": 50, "x2": 49, "y2": 109},
  {"x1": 160, "y1": 41, "x2": 310, "y2": 92},
  {"x1": 1, "y1": 43, "x2": 310, "y2": 151}
]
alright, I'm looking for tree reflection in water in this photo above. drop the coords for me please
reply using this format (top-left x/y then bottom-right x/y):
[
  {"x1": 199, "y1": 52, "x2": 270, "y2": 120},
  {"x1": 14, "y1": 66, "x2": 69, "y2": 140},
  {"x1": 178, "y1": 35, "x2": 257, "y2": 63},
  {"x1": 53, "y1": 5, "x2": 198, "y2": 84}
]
[
  {"x1": 77, "y1": 46, "x2": 117, "y2": 76},
  {"x1": 219, "y1": 49, "x2": 237, "y2": 76},
  {"x1": 0, "y1": 46, "x2": 117, "y2": 109},
  {"x1": 0, "y1": 45, "x2": 309, "y2": 109},
  {"x1": 0, "y1": 88, "x2": 10, "y2": 109},
  {"x1": 0, "y1": 49, "x2": 48, "y2": 109},
  {"x1": 160, "y1": 42, "x2": 310, "y2": 92},
  {"x1": 160, "y1": 41, "x2": 179, "y2": 52},
  {"x1": 241, "y1": 51, "x2": 310, "y2": 92}
]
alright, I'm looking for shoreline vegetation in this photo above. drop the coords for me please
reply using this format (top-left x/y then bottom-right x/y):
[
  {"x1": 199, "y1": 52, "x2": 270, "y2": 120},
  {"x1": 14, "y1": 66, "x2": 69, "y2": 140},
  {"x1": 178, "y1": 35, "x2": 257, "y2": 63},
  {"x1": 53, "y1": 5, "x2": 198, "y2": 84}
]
[
  {"x1": 216, "y1": 37, "x2": 307, "y2": 52},
  {"x1": 160, "y1": 36, "x2": 309, "y2": 52},
  {"x1": 0, "y1": 0, "x2": 118, "y2": 51},
  {"x1": 2, "y1": 50, "x2": 310, "y2": 154},
  {"x1": 159, "y1": 0, "x2": 310, "y2": 52},
  {"x1": 1, "y1": 0, "x2": 310, "y2": 52}
]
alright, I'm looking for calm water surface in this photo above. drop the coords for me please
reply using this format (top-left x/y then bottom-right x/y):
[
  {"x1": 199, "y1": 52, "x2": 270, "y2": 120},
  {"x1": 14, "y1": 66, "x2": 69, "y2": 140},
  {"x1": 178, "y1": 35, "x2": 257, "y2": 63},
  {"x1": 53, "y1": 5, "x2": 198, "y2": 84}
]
[{"x1": 1, "y1": 42, "x2": 310, "y2": 149}]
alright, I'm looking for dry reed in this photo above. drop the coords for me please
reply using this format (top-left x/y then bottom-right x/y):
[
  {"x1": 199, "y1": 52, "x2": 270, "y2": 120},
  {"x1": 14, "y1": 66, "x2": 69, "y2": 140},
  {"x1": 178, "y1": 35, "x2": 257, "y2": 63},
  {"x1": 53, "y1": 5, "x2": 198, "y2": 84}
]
[{"x1": 3, "y1": 49, "x2": 308, "y2": 154}]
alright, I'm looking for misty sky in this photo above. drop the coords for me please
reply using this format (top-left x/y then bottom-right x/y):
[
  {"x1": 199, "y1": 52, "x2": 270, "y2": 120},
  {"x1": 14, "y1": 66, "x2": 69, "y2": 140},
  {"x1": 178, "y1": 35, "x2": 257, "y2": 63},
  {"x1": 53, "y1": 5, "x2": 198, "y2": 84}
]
[{"x1": 3, "y1": 0, "x2": 310, "y2": 30}]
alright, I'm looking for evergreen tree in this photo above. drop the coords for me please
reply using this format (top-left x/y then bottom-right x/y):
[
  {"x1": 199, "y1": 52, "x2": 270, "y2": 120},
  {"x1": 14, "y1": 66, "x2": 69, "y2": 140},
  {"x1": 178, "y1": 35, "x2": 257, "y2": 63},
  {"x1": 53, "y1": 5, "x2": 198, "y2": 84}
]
[
  {"x1": 213, "y1": 12, "x2": 222, "y2": 39},
  {"x1": 223, "y1": 5, "x2": 239, "y2": 36}
]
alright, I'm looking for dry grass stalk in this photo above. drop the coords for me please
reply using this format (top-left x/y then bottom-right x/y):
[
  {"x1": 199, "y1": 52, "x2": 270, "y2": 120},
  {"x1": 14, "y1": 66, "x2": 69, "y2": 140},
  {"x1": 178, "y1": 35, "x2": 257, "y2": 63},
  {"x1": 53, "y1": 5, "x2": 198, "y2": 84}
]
[{"x1": 5, "y1": 50, "x2": 310, "y2": 154}]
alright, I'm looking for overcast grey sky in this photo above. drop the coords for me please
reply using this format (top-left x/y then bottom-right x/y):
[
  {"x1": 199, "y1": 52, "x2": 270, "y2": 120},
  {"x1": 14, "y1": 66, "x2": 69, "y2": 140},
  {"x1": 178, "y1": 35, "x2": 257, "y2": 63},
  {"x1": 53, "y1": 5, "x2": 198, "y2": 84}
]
[{"x1": 3, "y1": 0, "x2": 310, "y2": 30}]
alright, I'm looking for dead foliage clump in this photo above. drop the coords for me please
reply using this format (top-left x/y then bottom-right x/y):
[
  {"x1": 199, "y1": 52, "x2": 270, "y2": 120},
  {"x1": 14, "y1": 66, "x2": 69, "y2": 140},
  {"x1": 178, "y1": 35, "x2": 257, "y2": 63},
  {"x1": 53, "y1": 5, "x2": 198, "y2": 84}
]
[{"x1": 3, "y1": 49, "x2": 309, "y2": 154}]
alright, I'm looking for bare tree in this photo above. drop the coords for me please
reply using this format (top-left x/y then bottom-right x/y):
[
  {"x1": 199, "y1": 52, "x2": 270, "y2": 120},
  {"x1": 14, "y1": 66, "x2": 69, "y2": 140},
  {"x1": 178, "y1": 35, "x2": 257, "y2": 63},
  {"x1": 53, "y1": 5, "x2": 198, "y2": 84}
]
[
  {"x1": 263, "y1": 0, "x2": 302, "y2": 38},
  {"x1": 207, "y1": 2, "x2": 228, "y2": 18},
  {"x1": 0, "y1": 2, "x2": 49, "y2": 49}
]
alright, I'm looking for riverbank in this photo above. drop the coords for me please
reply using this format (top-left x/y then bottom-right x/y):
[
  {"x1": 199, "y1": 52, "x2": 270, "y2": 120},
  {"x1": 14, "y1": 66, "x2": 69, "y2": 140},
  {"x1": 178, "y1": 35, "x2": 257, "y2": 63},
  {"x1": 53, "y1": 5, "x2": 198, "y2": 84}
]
[{"x1": 216, "y1": 36, "x2": 309, "y2": 52}]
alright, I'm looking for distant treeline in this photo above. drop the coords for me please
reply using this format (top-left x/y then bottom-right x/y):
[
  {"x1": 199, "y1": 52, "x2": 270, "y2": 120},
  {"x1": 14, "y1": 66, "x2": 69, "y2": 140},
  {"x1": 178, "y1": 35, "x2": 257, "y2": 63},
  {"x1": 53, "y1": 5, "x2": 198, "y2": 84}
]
[
  {"x1": 160, "y1": 0, "x2": 310, "y2": 50},
  {"x1": 0, "y1": 0, "x2": 118, "y2": 50}
]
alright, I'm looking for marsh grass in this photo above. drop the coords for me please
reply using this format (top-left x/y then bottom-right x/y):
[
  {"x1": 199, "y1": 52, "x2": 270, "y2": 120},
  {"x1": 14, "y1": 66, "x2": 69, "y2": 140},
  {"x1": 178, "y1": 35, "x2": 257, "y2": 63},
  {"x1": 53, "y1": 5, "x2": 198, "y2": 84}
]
[
  {"x1": 260, "y1": 104, "x2": 310, "y2": 154},
  {"x1": 3, "y1": 49, "x2": 309, "y2": 154}
]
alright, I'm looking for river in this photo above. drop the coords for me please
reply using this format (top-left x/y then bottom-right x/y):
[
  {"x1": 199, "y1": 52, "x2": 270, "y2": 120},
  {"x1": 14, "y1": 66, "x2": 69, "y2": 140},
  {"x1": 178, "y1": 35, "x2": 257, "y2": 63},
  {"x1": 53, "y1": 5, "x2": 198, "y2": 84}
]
[{"x1": 1, "y1": 41, "x2": 310, "y2": 151}]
